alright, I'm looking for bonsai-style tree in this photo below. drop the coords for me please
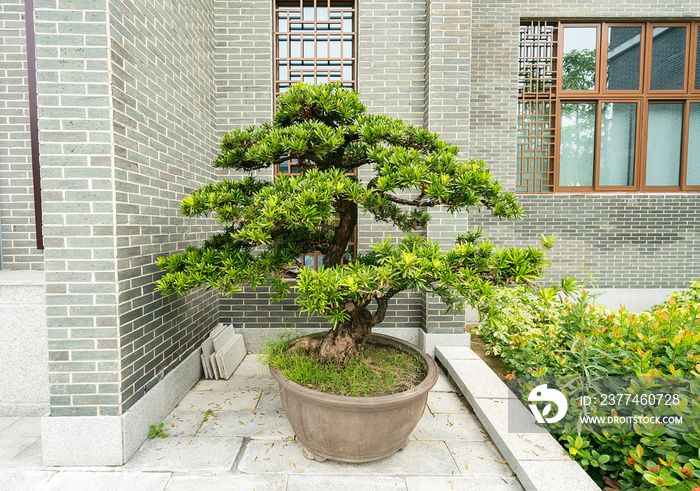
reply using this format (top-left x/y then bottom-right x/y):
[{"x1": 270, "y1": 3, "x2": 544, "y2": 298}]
[{"x1": 156, "y1": 83, "x2": 554, "y2": 364}]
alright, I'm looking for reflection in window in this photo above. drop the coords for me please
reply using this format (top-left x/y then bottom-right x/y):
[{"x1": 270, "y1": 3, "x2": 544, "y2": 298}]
[
  {"x1": 562, "y1": 27, "x2": 597, "y2": 91},
  {"x1": 599, "y1": 102, "x2": 636, "y2": 186},
  {"x1": 688, "y1": 104, "x2": 700, "y2": 186},
  {"x1": 606, "y1": 26, "x2": 641, "y2": 90},
  {"x1": 646, "y1": 104, "x2": 683, "y2": 186},
  {"x1": 650, "y1": 26, "x2": 686, "y2": 91},
  {"x1": 559, "y1": 103, "x2": 596, "y2": 186}
]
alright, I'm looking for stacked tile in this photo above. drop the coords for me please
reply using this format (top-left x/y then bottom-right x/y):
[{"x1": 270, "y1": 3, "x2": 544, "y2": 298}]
[{"x1": 201, "y1": 325, "x2": 246, "y2": 380}]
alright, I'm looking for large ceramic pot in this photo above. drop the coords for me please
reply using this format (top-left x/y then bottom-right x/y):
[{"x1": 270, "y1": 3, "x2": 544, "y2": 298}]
[{"x1": 270, "y1": 333, "x2": 438, "y2": 463}]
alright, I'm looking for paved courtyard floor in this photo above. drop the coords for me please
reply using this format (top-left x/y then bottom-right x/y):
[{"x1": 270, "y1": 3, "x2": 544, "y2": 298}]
[{"x1": 0, "y1": 355, "x2": 523, "y2": 490}]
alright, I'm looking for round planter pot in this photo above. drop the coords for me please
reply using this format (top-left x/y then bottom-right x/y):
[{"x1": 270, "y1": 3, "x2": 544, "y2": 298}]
[{"x1": 270, "y1": 333, "x2": 438, "y2": 463}]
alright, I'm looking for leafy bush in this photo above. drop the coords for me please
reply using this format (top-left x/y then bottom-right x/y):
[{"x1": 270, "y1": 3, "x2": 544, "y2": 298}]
[{"x1": 476, "y1": 281, "x2": 700, "y2": 490}]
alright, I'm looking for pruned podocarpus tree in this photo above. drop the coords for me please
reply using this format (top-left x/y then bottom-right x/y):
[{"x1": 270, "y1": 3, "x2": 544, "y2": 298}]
[{"x1": 156, "y1": 83, "x2": 555, "y2": 364}]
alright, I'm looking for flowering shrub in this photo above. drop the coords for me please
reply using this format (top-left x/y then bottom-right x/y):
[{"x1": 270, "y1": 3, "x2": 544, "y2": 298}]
[{"x1": 476, "y1": 281, "x2": 700, "y2": 490}]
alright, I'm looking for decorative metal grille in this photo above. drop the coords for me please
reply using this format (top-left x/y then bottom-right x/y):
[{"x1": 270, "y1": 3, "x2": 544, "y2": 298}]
[{"x1": 517, "y1": 21, "x2": 558, "y2": 193}]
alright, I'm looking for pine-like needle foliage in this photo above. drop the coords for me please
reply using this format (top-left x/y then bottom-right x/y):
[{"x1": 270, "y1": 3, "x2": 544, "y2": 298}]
[{"x1": 156, "y1": 83, "x2": 557, "y2": 326}]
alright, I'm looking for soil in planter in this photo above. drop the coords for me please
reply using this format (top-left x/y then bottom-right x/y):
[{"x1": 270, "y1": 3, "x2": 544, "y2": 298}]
[
  {"x1": 265, "y1": 338, "x2": 427, "y2": 397},
  {"x1": 465, "y1": 325, "x2": 509, "y2": 380}
]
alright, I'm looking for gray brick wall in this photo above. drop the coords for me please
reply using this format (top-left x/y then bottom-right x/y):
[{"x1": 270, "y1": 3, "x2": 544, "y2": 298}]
[
  {"x1": 35, "y1": 0, "x2": 221, "y2": 417},
  {"x1": 35, "y1": 0, "x2": 119, "y2": 417},
  {"x1": 358, "y1": 0, "x2": 425, "y2": 126},
  {"x1": 469, "y1": 0, "x2": 700, "y2": 290},
  {"x1": 109, "y1": 0, "x2": 220, "y2": 412},
  {"x1": 0, "y1": 0, "x2": 43, "y2": 270},
  {"x1": 214, "y1": 0, "x2": 273, "y2": 137}
]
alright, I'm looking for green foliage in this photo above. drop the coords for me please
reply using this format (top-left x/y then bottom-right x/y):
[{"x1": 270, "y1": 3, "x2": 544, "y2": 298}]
[
  {"x1": 148, "y1": 423, "x2": 167, "y2": 439},
  {"x1": 157, "y1": 82, "x2": 553, "y2": 334},
  {"x1": 477, "y1": 281, "x2": 700, "y2": 490},
  {"x1": 263, "y1": 335, "x2": 427, "y2": 397},
  {"x1": 562, "y1": 49, "x2": 597, "y2": 91}
]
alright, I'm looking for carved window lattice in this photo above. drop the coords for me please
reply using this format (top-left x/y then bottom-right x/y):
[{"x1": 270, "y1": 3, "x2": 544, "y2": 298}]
[
  {"x1": 273, "y1": 0, "x2": 357, "y2": 268},
  {"x1": 275, "y1": 0, "x2": 356, "y2": 100},
  {"x1": 517, "y1": 21, "x2": 558, "y2": 193}
]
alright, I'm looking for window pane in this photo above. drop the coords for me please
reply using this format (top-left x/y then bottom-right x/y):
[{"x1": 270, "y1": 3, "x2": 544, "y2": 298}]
[
  {"x1": 606, "y1": 26, "x2": 641, "y2": 90},
  {"x1": 599, "y1": 103, "x2": 637, "y2": 186},
  {"x1": 650, "y1": 26, "x2": 686, "y2": 90},
  {"x1": 696, "y1": 27, "x2": 700, "y2": 90},
  {"x1": 645, "y1": 103, "x2": 683, "y2": 187},
  {"x1": 688, "y1": 103, "x2": 700, "y2": 186},
  {"x1": 559, "y1": 103, "x2": 596, "y2": 186},
  {"x1": 562, "y1": 27, "x2": 597, "y2": 91}
]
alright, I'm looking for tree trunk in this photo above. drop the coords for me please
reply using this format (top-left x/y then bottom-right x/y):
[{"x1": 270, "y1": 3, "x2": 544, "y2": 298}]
[
  {"x1": 287, "y1": 290, "x2": 400, "y2": 364},
  {"x1": 318, "y1": 305, "x2": 373, "y2": 364},
  {"x1": 323, "y1": 198, "x2": 357, "y2": 268}
]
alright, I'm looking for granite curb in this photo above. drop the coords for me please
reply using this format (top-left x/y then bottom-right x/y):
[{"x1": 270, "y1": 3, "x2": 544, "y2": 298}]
[{"x1": 435, "y1": 346, "x2": 602, "y2": 491}]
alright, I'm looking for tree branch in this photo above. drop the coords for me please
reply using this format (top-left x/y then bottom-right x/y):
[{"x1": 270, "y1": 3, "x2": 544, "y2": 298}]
[
  {"x1": 381, "y1": 192, "x2": 438, "y2": 208},
  {"x1": 371, "y1": 288, "x2": 401, "y2": 326}
]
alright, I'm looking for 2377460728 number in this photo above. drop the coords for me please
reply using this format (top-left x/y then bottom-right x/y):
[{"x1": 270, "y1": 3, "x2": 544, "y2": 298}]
[{"x1": 598, "y1": 393, "x2": 681, "y2": 407}]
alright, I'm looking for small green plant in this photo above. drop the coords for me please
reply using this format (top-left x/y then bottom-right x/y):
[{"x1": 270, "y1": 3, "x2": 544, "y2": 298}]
[
  {"x1": 148, "y1": 423, "x2": 168, "y2": 439},
  {"x1": 477, "y1": 280, "x2": 700, "y2": 490},
  {"x1": 194, "y1": 409, "x2": 214, "y2": 435}
]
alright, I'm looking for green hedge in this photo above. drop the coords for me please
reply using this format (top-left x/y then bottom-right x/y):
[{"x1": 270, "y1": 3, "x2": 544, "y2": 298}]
[{"x1": 475, "y1": 281, "x2": 700, "y2": 490}]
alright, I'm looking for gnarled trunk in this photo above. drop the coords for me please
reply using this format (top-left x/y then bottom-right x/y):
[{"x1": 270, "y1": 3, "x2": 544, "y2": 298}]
[
  {"x1": 288, "y1": 289, "x2": 400, "y2": 364},
  {"x1": 317, "y1": 306, "x2": 373, "y2": 363}
]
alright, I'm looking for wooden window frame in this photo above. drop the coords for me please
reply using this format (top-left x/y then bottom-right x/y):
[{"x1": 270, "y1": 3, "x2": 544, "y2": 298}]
[
  {"x1": 517, "y1": 21, "x2": 700, "y2": 194},
  {"x1": 273, "y1": 0, "x2": 358, "y2": 269},
  {"x1": 274, "y1": 0, "x2": 357, "y2": 100}
]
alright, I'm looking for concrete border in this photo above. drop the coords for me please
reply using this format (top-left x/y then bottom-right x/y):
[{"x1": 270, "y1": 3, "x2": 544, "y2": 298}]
[
  {"x1": 42, "y1": 346, "x2": 202, "y2": 466},
  {"x1": 0, "y1": 270, "x2": 48, "y2": 416},
  {"x1": 435, "y1": 346, "x2": 601, "y2": 491}
]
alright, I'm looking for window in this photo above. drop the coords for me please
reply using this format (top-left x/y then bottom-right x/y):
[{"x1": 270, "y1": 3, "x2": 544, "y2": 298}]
[
  {"x1": 274, "y1": 0, "x2": 357, "y2": 268},
  {"x1": 275, "y1": 0, "x2": 356, "y2": 99},
  {"x1": 517, "y1": 21, "x2": 700, "y2": 193}
]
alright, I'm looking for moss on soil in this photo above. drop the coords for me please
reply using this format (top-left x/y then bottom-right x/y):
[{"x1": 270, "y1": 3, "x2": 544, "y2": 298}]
[{"x1": 265, "y1": 337, "x2": 428, "y2": 397}]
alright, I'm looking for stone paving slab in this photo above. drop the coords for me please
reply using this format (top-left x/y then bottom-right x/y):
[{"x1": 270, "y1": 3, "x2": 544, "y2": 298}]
[
  {"x1": 410, "y1": 412, "x2": 486, "y2": 442},
  {"x1": 427, "y1": 391, "x2": 471, "y2": 414},
  {"x1": 0, "y1": 470, "x2": 54, "y2": 491},
  {"x1": 516, "y1": 460, "x2": 602, "y2": 491},
  {"x1": 0, "y1": 440, "x2": 43, "y2": 469},
  {"x1": 197, "y1": 410, "x2": 294, "y2": 439},
  {"x1": 255, "y1": 389, "x2": 284, "y2": 411},
  {"x1": 238, "y1": 440, "x2": 347, "y2": 475},
  {"x1": 231, "y1": 359, "x2": 269, "y2": 376},
  {"x1": 0, "y1": 434, "x2": 39, "y2": 463},
  {"x1": 123, "y1": 437, "x2": 243, "y2": 471},
  {"x1": 41, "y1": 471, "x2": 170, "y2": 491},
  {"x1": 191, "y1": 372, "x2": 276, "y2": 392},
  {"x1": 0, "y1": 353, "x2": 529, "y2": 490},
  {"x1": 436, "y1": 347, "x2": 601, "y2": 491},
  {"x1": 0, "y1": 417, "x2": 41, "y2": 437},
  {"x1": 164, "y1": 473, "x2": 288, "y2": 491},
  {"x1": 161, "y1": 409, "x2": 208, "y2": 437},
  {"x1": 406, "y1": 476, "x2": 524, "y2": 490},
  {"x1": 431, "y1": 371, "x2": 457, "y2": 393},
  {"x1": 176, "y1": 389, "x2": 262, "y2": 412},
  {"x1": 446, "y1": 440, "x2": 514, "y2": 476},
  {"x1": 0, "y1": 417, "x2": 20, "y2": 433},
  {"x1": 287, "y1": 475, "x2": 407, "y2": 490},
  {"x1": 345, "y1": 441, "x2": 458, "y2": 476}
]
